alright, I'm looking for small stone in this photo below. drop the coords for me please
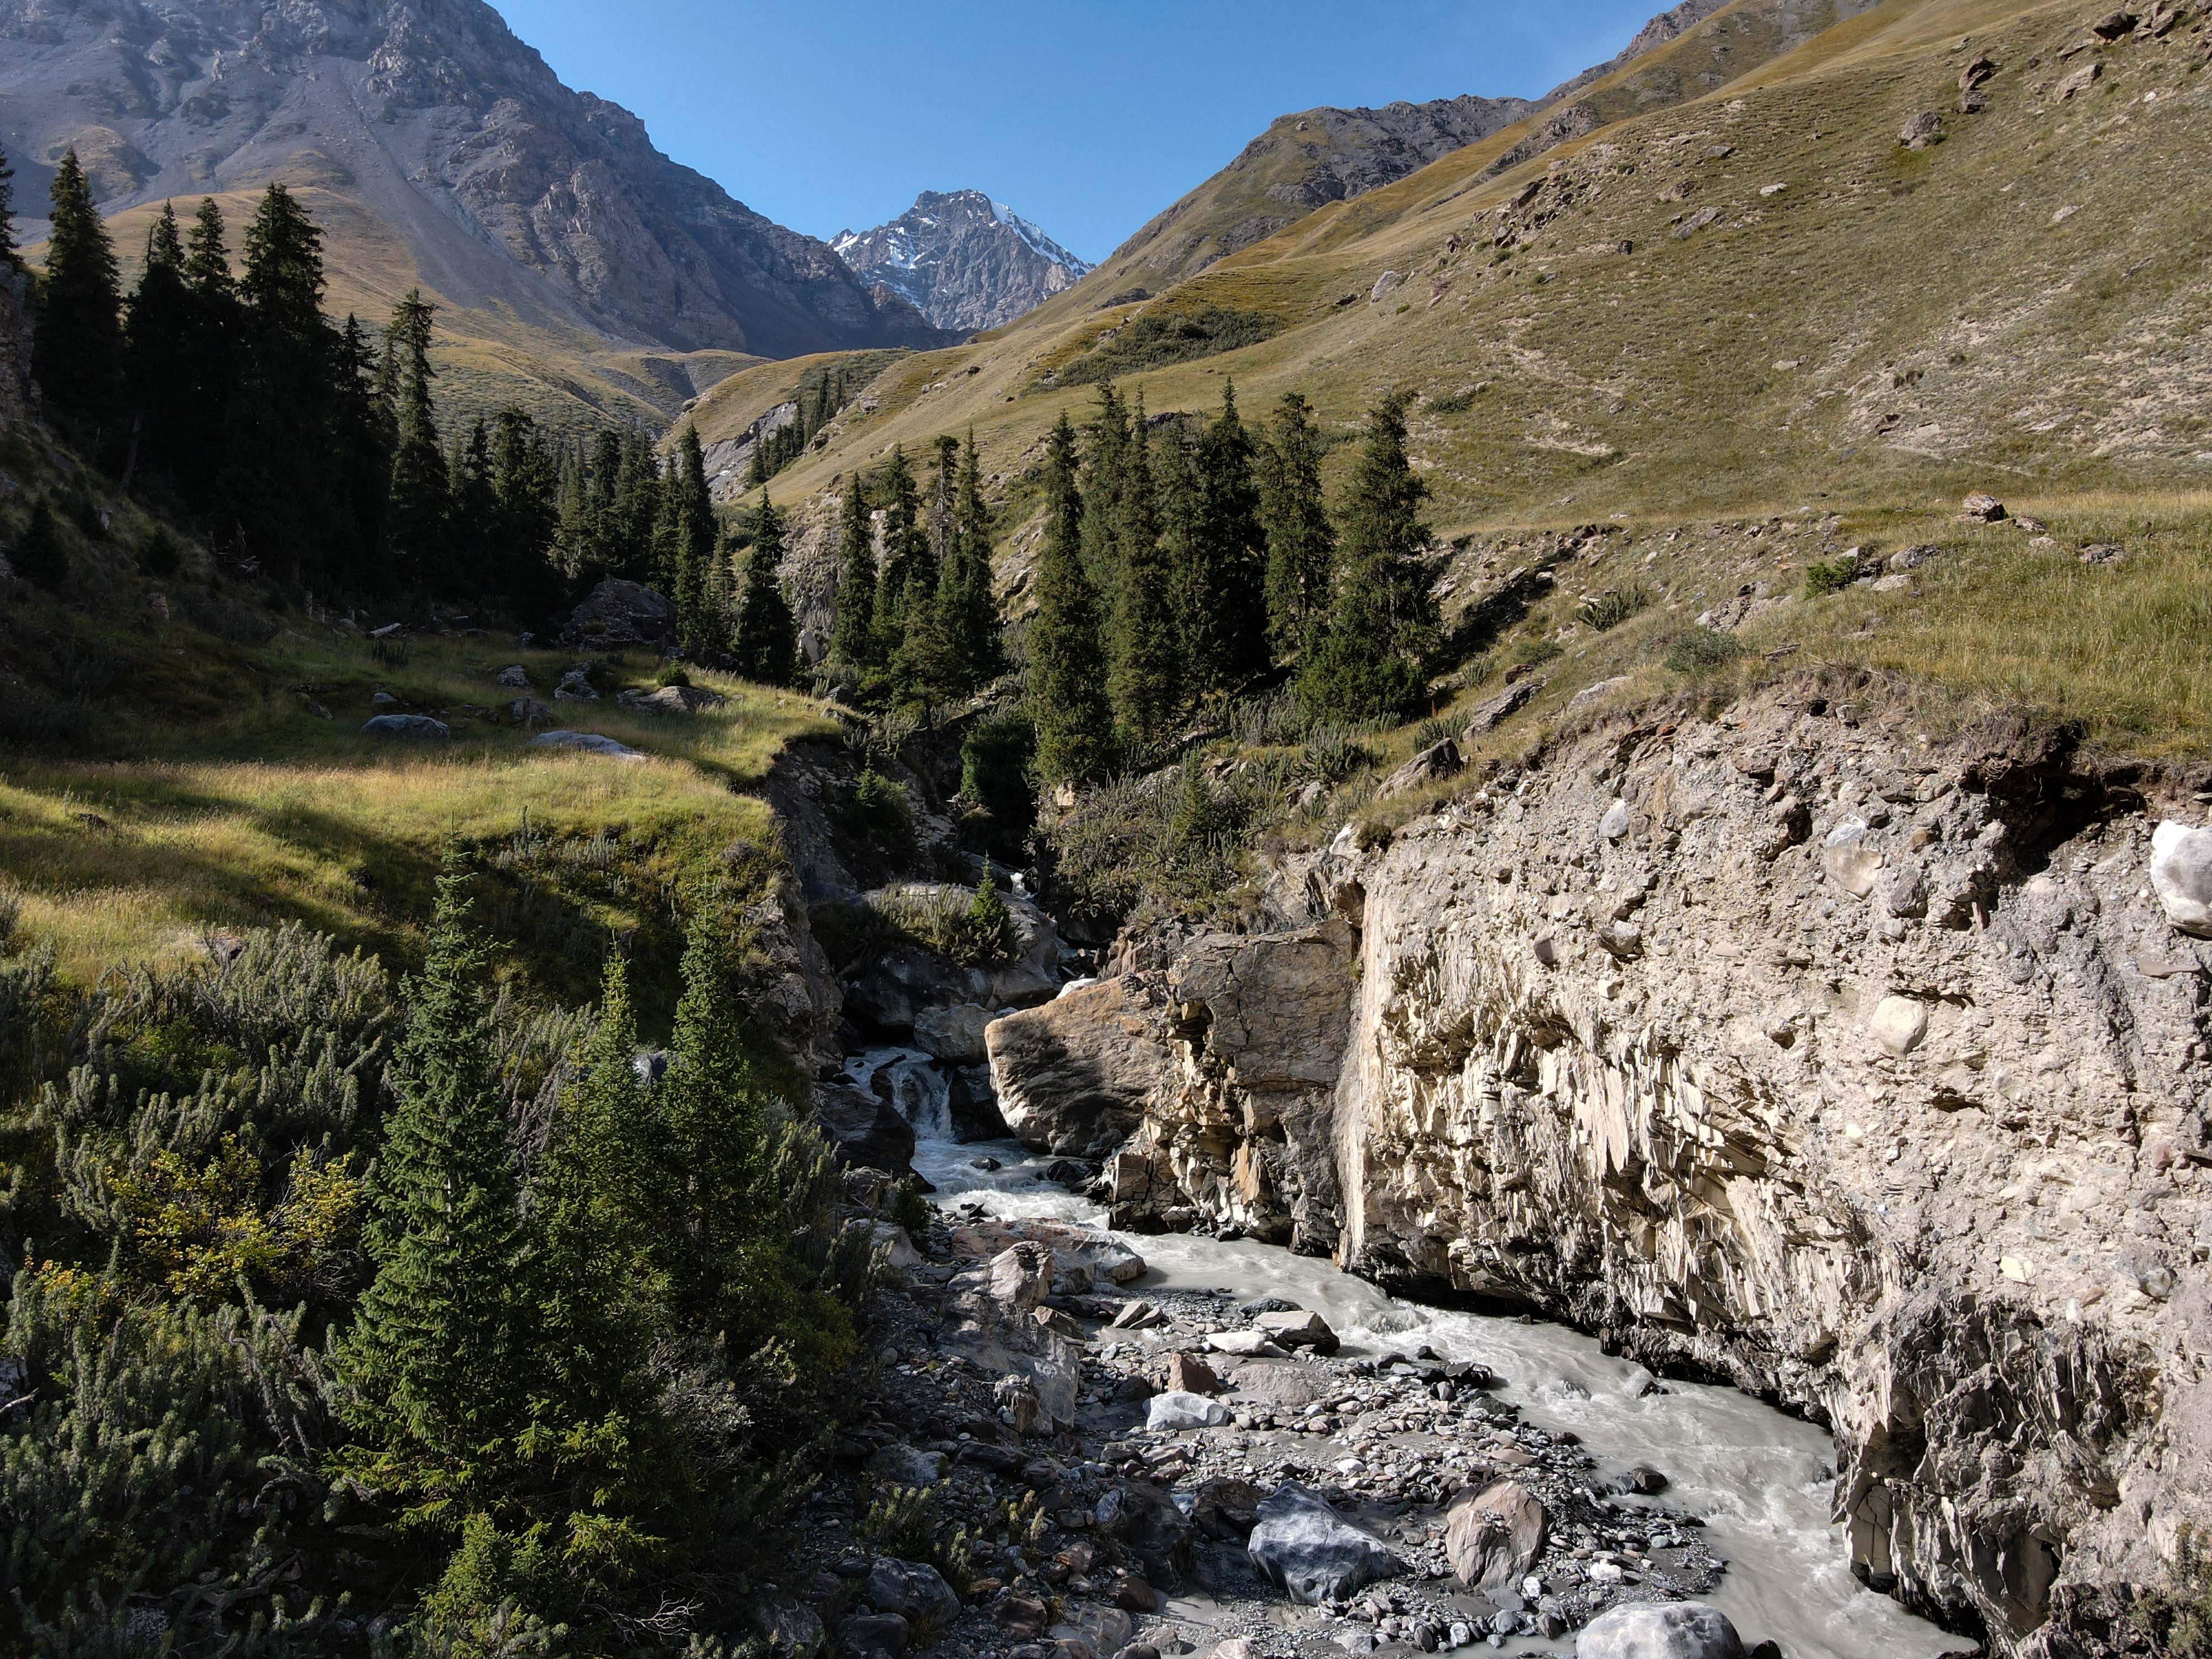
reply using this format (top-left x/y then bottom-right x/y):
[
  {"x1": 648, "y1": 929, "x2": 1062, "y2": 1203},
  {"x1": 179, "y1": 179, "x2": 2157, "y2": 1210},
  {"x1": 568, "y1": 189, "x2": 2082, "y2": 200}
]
[
  {"x1": 2079, "y1": 541, "x2": 2127, "y2": 565},
  {"x1": 1898, "y1": 110, "x2": 1944, "y2": 148},
  {"x1": 361, "y1": 714, "x2": 450, "y2": 741},
  {"x1": 494, "y1": 664, "x2": 533, "y2": 688},
  {"x1": 1870, "y1": 995, "x2": 1930, "y2": 1057},
  {"x1": 1598, "y1": 799, "x2": 1631, "y2": 840},
  {"x1": 1575, "y1": 1603, "x2": 1745, "y2": 1658},
  {"x1": 1254, "y1": 1308, "x2": 1339, "y2": 1353},
  {"x1": 988, "y1": 1242, "x2": 1055, "y2": 1309},
  {"x1": 1166, "y1": 1353, "x2": 1224, "y2": 1396},
  {"x1": 1960, "y1": 491, "x2": 2007, "y2": 523},
  {"x1": 1147, "y1": 1390, "x2": 1230, "y2": 1431}
]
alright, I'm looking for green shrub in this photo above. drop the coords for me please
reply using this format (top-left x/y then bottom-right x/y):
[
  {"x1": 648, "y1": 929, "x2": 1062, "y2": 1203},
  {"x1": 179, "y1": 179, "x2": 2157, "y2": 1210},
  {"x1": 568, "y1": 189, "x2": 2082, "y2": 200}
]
[
  {"x1": 1803, "y1": 556, "x2": 1862, "y2": 597},
  {"x1": 1666, "y1": 627, "x2": 1746, "y2": 675},
  {"x1": 1509, "y1": 634, "x2": 1564, "y2": 670},
  {"x1": 655, "y1": 664, "x2": 692, "y2": 689},
  {"x1": 958, "y1": 712, "x2": 1036, "y2": 847},
  {"x1": 1579, "y1": 585, "x2": 1652, "y2": 632},
  {"x1": 2128, "y1": 1526, "x2": 2212, "y2": 1657},
  {"x1": 890, "y1": 1178, "x2": 931, "y2": 1239},
  {"x1": 8, "y1": 502, "x2": 66, "y2": 588},
  {"x1": 138, "y1": 524, "x2": 184, "y2": 577},
  {"x1": 846, "y1": 763, "x2": 914, "y2": 857},
  {"x1": 1410, "y1": 714, "x2": 1459, "y2": 752}
]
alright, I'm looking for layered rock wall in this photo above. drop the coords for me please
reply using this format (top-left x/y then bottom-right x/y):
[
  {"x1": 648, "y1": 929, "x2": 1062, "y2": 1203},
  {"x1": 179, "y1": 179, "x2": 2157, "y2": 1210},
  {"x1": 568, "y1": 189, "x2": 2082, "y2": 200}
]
[{"x1": 991, "y1": 686, "x2": 2212, "y2": 1652}]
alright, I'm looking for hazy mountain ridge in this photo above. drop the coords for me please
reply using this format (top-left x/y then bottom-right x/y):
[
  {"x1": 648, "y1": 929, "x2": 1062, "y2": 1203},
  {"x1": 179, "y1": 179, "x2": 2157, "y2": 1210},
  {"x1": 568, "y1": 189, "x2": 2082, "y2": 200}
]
[
  {"x1": 832, "y1": 189, "x2": 1091, "y2": 334},
  {"x1": 0, "y1": 0, "x2": 947, "y2": 361}
]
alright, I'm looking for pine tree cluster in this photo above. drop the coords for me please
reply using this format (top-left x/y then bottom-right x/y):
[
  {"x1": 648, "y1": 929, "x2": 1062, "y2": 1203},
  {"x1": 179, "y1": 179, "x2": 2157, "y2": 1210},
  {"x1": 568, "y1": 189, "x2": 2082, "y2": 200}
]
[
  {"x1": 0, "y1": 857, "x2": 872, "y2": 1655},
  {"x1": 1024, "y1": 378, "x2": 1438, "y2": 786},
  {"x1": 744, "y1": 363, "x2": 853, "y2": 487},
  {"x1": 827, "y1": 431, "x2": 1005, "y2": 711}
]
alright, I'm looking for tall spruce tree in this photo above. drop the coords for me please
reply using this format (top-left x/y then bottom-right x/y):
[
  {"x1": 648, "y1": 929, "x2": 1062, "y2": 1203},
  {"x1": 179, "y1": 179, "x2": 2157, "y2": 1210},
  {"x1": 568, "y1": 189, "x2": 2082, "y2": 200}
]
[
  {"x1": 1177, "y1": 382, "x2": 1268, "y2": 696},
  {"x1": 383, "y1": 288, "x2": 448, "y2": 589},
  {"x1": 872, "y1": 445, "x2": 928, "y2": 664},
  {"x1": 332, "y1": 314, "x2": 395, "y2": 591},
  {"x1": 170, "y1": 199, "x2": 239, "y2": 513},
  {"x1": 670, "y1": 425, "x2": 718, "y2": 651},
  {"x1": 1258, "y1": 391, "x2": 1337, "y2": 656},
  {"x1": 122, "y1": 204, "x2": 195, "y2": 487},
  {"x1": 220, "y1": 184, "x2": 342, "y2": 581},
  {"x1": 1080, "y1": 381, "x2": 1134, "y2": 596},
  {"x1": 828, "y1": 470, "x2": 878, "y2": 675},
  {"x1": 1110, "y1": 393, "x2": 1181, "y2": 748},
  {"x1": 937, "y1": 430, "x2": 1004, "y2": 695},
  {"x1": 611, "y1": 432, "x2": 659, "y2": 583},
  {"x1": 489, "y1": 409, "x2": 557, "y2": 614},
  {"x1": 333, "y1": 853, "x2": 532, "y2": 1521},
  {"x1": 34, "y1": 148, "x2": 124, "y2": 445},
  {"x1": 1027, "y1": 414, "x2": 1114, "y2": 786},
  {"x1": 729, "y1": 493, "x2": 799, "y2": 687},
  {"x1": 1297, "y1": 390, "x2": 1436, "y2": 722}
]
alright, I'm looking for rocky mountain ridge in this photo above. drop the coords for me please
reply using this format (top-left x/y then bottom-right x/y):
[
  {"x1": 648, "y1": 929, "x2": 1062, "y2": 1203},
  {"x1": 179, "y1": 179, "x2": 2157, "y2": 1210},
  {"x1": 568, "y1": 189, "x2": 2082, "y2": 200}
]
[
  {"x1": 834, "y1": 189, "x2": 1091, "y2": 335},
  {"x1": 0, "y1": 0, "x2": 946, "y2": 362}
]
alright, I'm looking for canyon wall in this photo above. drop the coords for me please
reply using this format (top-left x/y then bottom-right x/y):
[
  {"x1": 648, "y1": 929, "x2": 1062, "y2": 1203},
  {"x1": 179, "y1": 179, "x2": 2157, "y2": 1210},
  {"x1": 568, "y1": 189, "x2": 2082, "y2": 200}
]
[{"x1": 988, "y1": 682, "x2": 2212, "y2": 1653}]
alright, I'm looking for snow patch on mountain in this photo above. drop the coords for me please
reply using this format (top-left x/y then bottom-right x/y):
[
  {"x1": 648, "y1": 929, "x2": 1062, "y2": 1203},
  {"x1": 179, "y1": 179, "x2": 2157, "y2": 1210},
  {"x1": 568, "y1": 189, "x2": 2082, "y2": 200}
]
[{"x1": 832, "y1": 189, "x2": 1091, "y2": 334}]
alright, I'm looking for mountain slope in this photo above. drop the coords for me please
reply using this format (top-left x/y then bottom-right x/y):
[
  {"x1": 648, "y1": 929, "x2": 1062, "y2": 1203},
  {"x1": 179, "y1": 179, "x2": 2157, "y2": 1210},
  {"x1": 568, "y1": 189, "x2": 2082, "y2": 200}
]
[
  {"x1": 833, "y1": 189, "x2": 1090, "y2": 333},
  {"x1": 0, "y1": 0, "x2": 947, "y2": 426}
]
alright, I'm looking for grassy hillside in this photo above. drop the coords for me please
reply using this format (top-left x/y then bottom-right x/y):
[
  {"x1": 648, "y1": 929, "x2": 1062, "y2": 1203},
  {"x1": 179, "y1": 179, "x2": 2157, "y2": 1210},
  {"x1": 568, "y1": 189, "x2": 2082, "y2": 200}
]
[
  {"x1": 724, "y1": 0, "x2": 2212, "y2": 763},
  {"x1": 0, "y1": 452, "x2": 832, "y2": 1000}
]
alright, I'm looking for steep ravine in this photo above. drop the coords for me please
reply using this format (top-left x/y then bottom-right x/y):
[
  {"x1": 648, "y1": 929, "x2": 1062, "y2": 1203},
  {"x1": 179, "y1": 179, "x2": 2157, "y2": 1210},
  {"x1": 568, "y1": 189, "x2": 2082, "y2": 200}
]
[{"x1": 983, "y1": 682, "x2": 2212, "y2": 1655}]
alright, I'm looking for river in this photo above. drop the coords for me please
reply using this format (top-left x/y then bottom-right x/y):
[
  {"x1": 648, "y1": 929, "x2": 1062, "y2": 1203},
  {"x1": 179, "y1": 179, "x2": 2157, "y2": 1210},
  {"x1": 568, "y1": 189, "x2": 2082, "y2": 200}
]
[{"x1": 853, "y1": 1046, "x2": 1963, "y2": 1659}]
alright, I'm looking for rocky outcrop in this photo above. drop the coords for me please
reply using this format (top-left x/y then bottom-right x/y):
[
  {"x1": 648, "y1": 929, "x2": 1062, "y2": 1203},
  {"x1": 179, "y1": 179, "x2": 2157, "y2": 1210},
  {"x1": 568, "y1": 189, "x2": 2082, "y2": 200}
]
[
  {"x1": 564, "y1": 578, "x2": 673, "y2": 648},
  {"x1": 832, "y1": 189, "x2": 1089, "y2": 333},
  {"x1": 988, "y1": 977, "x2": 1176, "y2": 1159},
  {"x1": 1037, "y1": 686, "x2": 2212, "y2": 1654}
]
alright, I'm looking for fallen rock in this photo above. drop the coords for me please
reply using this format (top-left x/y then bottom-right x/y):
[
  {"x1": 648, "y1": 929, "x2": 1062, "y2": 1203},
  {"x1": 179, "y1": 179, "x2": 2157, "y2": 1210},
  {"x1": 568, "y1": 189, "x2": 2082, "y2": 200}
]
[
  {"x1": 987, "y1": 977, "x2": 1175, "y2": 1157},
  {"x1": 835, "y1": 1611, "x2": 909, "y2": 1657},
  {"x1": 1147, "y1": 1390, "x2": 1230, "y2": 1431},
  {"x1": 1190, "y1": 1477, "x2": 1266, "y2": 1541},
  {"x1": 814, "y1": 1082, "x2": 916, "y2": 1175},
  {"x1": 2079, "y1": 541, "x2": 2127, "y2": 565},
  {"x1": 987, "y1": 1242, "x2": 1055, "y2": 1310},
  {"x1": 622, "y1": 682, "x2": 727, "y2": 714},
  {"x1": 1463, "y1": 678, "x2": 1543, "y2": 739},
  {"x1": 865, "y1": 1444, "x2": 948, "y2": 1486},
  {"x1": 509, "y1": 696, "x2": 554, "y2": 728},
  {"x1": 1820, "y1": 816, "x2": 1882, "y2": 897},
  {"x1": 1378, "y1": 739, "x2": 1462, "y2": 799},
  {"x1": 494, "y1": 664, "x2": 533, "y2": 688},
  {"x1": 529, "y1": 730, "x2": 644, "y2": 759},
  {"x1": 566, "y1": 577, "x2": 674, "y2": 648},
  {"x1": 1575, "y1": 1601, "x2": 1745, "y2": 1658},
  {"x1": 1247, "y1": 1481, "x2": 1404, "y2": 1604},
  {"x1": 862, "y1": 1558, "x2": 961, "y2": 1628},
  {"x1": 752, "y1": 1597, "x2": 826, "y2": 1656},
  {"x1": 1110, "y1": 1300, "x2": 1165, "y2": 1330},
  {"x1": 554, "y1": 668, "x2": 598, "y2": 701},
  {"x1": 1165, "y1": 1352, "x2": 1223, "y2": 1395},
  {"x1": 361, "y1": 714, "x2": 450, "y2": 741},
  {"x1": 1253, "y1": 1308, "x2": 1339, "y2": 1354},
  {"x1": 1898, "y1": 110, "x2": 1944, "y2": 148},
  {"x1": 1960, "y1": 492, "x2": 2008, "y2": 523},
  {"x1": 1444, "y1": 1479, "x2": 1549, "y2": 1588},
  {"x1": 1870, "y1": 994, "x2": 1930, "y2": 1057},
  {"x1": 1207, "y1": 1329, "x2": 1289, "y2": 1358},
  {"x1": 914, "y1": 1002, "x2": 994, "y2": 1065},
  {"x1": 1571, "y1": 675, "x2": 1634, "y2": 711},
  {"x1": 2151, "y1": 821, "x2": 2212, "y2": 937},
  {"x1": 1094, "y1": 1482, "x2": 1195, "y2": 1586}
]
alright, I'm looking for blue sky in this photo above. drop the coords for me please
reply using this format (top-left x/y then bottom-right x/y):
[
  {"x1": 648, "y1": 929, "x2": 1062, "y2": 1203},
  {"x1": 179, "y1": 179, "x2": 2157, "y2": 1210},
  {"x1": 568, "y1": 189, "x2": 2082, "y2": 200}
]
[{"x1": 488, "y1": 1, "x2": 1671, "y2": 263}]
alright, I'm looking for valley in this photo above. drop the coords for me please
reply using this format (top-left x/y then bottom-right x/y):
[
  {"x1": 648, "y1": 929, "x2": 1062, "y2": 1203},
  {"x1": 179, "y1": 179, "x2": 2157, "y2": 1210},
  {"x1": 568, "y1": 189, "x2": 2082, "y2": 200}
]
[{"x1": 2, "y1": 0, "x2": 2210, "y2": 1657}]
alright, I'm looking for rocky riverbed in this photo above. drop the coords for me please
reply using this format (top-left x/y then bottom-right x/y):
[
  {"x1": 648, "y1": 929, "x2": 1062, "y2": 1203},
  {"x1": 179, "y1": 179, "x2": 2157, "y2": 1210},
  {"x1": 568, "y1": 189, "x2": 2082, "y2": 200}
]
[{"x1": 751, "y1": 1136, "x2": 1964, "y2": 1659}]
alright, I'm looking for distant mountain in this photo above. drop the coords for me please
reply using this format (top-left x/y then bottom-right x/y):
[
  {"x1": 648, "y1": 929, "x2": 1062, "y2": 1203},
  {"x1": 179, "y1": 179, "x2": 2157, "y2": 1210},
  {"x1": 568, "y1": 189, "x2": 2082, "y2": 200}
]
[
  {"x1": 0, "y1": 0, "x2": 945, "y2": 404},
  {"x1": 833, "y1": 190, "x2": 1091, "y2": 335}
]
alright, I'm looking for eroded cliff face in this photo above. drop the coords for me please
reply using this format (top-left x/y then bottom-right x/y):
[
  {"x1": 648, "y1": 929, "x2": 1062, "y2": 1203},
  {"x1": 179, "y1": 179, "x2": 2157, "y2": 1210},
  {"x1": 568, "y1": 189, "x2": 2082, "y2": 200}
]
[{"x1": 989, "y1": 685, "x2": 2212, "y2": 1653}]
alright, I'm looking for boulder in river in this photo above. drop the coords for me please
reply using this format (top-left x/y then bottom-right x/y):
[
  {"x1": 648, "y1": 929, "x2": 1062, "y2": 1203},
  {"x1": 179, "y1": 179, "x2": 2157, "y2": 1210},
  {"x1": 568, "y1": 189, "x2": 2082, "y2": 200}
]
[
  {"x1": 912, "y1": 1001, "x2": 993, "y2": 1063},
  {"x1": 1146, "y1": 1389, "x2": 1230, "y2": 1431},
  {"x1": 1444, "y1": 1478, "x2": 1550, "y2": 1588},
  {"x1": 813, "y1": 1082, "x2": 915, "y2": 1176},
  {"x1": 1575, "y1": 1602, "x2": 1745, "y2": 1658},
  {"x1": 1254, "y1": 1307, "x2": 1339, "y2": 1353},
  {"x1": 985, "y1": 1241, "x2": 1053, "y2": 1310},
  {"x1": 1247, "y1": 1480, "x2": 1404, "y2": 1604},
  {"x1": 986, "y1": 975, "x2": 1175, "y2": 1157}
]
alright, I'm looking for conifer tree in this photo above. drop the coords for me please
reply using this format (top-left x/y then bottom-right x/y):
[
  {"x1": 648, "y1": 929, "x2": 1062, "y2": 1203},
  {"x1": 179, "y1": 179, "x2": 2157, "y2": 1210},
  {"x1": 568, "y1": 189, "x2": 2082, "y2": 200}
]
[
  {"x1": 828, "y1": 470, "x2": 878, "y2": 674},
  {"x1": 167, "y1": 199, "x2": 240, "y2": 512},
  {"x1": 611, "y1": 432, "x2": 659, "y2": 583},
  {"x1": 333, "y1": 853, "x2": 531, "y2": 1520},
  {"x1": 1298, "y1": 390, "x2": 1436, "y2": 721},
  {"x1": 729, "y1": 493, "x2": 799, "y2": 687},
  {"x1": 0, "y1": 142, "x2": 15, "y2": 269},
  {"x1": 1027, "y1": 414, "x2": 1114, "y2": 786},
  {"x1": 1110, "y1": 393, "x2": 1181, "y2": 748},
  {"x1": 383, "y1": 288, "x2": 449, "y2": 589},
  {"x1": 926, "y1": 434, "x2": 959, "y2": 572},
  {"x1": 332, "y1": 313, "x2": 395, "y2": 591},
  {"x1": 873, "y1": 444, "x2": 927, "y2": 662},
  {"x1": 450, "y1": 418, "x2": 495, "y2": 588},
  {"x1": 489, "y1": 409, "x2": 557, "y2": 613},
  {"x1": 1177, "y1": 381, "x2": 1268, "y2": 695},
  {"x1": 670, "y1": 426, "x2": 718, "y2": 650},
  {"x1": 1258, "y1": 390, "x2": 1337, "y2": 656},
  {"x1": 1080, "y1": 381, "x2": 1134, "y2": 595},
  {"x1": 932, "y1": 430, "x2": 1004, "y2": 697},
  {"x1": 34, "y1": 148, "x2": 124, "y2": 444},
  {"x1": 122, "y1": 204, "x2": 194, "y2": 486}
]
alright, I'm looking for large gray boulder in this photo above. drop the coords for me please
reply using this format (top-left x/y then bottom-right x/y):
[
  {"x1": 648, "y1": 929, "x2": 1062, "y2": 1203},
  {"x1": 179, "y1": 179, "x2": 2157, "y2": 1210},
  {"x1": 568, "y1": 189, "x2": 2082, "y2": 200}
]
[
  {"x1": 814, "y1": 1081, "x2": 916, "y2": 1175},
  {"x1": 849, "y1": 945, "x2": 976, "y2": 1032},
  {"x1": 862, "y1": 1558, "x2": 960, "y2": 1628},
  {"x1": 1146, "y1": 1390, "x2": 1230, "y2": 1431},
  {"x1": 361, "y1": 714, "x2": 450, "y2": 740},
  {"x1": 1575, "y1": 1603, "x2": 1745, "y2": 1659},
  {"x1": 529, "y1": 730, "x2": 644, "y2": 760},
  {"x1": 913, "y1": 1002, "x2": 993, "y2": 1064},
  {"x1": 1094, "y1": 1481, "x2": 1195, "y2": 1588},
  {"x1": 1444, "y1": 1479, "x2": 1549, "y2": 1588},
  {"x1": 1246, "y1": 1481, "x2": 1404, "y2": 1604},
  {"x1": 566, "y1": 577, "x2": 673, "y2": 647},
  {"x1": 986, "y1": 976, "x2": 1175, "y2": 1157}
]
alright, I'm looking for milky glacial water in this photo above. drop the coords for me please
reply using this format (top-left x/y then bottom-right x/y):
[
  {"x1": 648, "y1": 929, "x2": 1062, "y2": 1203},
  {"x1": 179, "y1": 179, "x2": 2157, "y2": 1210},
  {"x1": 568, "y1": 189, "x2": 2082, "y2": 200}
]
[{"x1": 890, "y1": 1102, "x2": 1961, "y2": 1659}]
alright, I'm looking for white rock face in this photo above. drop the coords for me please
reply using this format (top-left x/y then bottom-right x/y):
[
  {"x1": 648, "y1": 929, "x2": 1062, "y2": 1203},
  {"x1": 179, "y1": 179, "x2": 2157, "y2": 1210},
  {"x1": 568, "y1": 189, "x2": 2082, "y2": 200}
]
[
  {"x1": 1068, "y1": 695, "x2": 2209, "y2": 1651},
  {"x1": 2150, "y1": 820, "x2": 2212, "y2": 936}
]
